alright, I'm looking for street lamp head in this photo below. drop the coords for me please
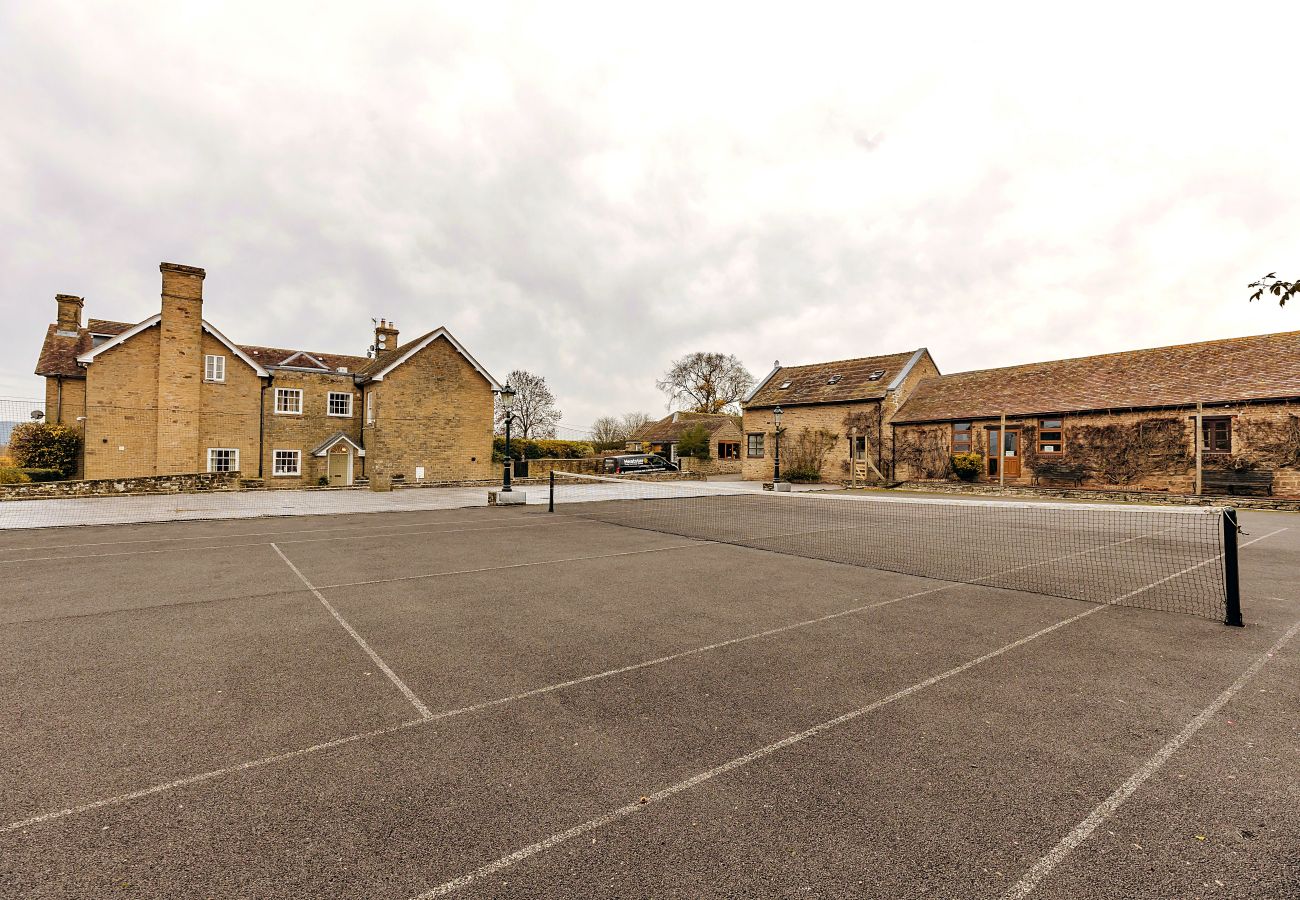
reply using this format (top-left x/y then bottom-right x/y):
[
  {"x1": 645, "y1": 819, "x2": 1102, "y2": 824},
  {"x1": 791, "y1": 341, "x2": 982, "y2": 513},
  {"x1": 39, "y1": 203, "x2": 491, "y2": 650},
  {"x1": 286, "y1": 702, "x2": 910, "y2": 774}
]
[
  {"x1": 772, "y1": 406, "x2": 782, "y2": 428},
  {"x1": 499, "y1": 384, "x2": 516, "y2": 411}
]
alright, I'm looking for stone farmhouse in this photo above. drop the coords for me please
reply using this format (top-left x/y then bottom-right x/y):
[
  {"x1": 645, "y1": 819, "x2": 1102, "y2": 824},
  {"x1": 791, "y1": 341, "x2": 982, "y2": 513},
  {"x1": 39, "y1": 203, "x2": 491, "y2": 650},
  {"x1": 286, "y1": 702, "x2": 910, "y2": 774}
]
[
  {"x1": 741, "y1": 331, "x2": 1300, "y2": 498},
  {"x1": 626, "y1": 411, "x2": 743, "y2": 474},
  {"x1": 35, "y1": 262, "x2": 501, "y2": 486},
  {"x1": 740, "y1": 349, "x2": 938, "y2": 483}
]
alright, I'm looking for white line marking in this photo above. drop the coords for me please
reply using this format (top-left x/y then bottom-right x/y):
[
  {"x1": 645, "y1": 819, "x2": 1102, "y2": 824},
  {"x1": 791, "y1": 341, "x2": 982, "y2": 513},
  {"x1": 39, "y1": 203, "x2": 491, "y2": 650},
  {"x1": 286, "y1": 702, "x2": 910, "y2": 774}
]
[
  {"x1": 3, "y1": 528, "x2": 1283, "y2": 836},
  {"x1": 271, "y1": 543, "x2": 432, "y2": 719},
  {"x1": 314, "y1": 542, "x2": 715, "y2": 590},
  {"x1": 0, "y1": 519, "x2": 582, "y2": 565},
  {"x1": 0, "y1": 510, "x2": 536, "y2": 554},
  {"x1": 413, "y1": 605, "x2": 1113, "y2": 898},
  {"x1": 0, "y1": 718, "x2": 427, "y2": 834},
  {"x1": 406, "y1": 528, "x2": 1287, "y2": 898},
  {"x1": 999, "y1": 612, "x2": 1300, "y2": 900}
]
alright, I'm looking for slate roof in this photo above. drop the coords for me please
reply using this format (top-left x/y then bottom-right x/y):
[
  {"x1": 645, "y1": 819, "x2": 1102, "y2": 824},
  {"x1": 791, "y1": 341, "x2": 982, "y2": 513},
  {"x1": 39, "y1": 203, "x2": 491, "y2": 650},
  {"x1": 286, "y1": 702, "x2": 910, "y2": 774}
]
[
  {"x1": 893, "y1": 330, "x2": 1300, "y2": 424},
  {"x1": 632, "y1": 411, "x2": 741, "y2": 443},
  {"x1": 745, "y1": 350, "x2": 924, "y2": 408}
]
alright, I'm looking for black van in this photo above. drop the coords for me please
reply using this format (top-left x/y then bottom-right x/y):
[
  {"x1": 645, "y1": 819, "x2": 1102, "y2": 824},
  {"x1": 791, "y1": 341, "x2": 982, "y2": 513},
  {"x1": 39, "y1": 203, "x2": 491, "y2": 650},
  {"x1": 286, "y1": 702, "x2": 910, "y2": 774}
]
[{"x1": 602, "y1": 453, "x2": 680, "y2": 474}]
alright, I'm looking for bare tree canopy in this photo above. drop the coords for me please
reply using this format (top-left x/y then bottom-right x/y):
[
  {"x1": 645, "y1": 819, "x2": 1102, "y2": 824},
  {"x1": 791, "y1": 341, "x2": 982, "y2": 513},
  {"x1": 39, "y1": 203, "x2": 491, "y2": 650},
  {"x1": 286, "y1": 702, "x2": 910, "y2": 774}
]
[
  {"x1": 496, "y1": 369, "x2": 561, "y2": 438},
  {"x1": 655, "y1": 352, "x2": 754, "y2": 414},
  {"x1": 1249, "y1": 273, "x2": 1297, "y2": 307},
  {"x1": 591, "y1": 416, "x2": 623, "y2": 444},
  {"x1": 621, "y1": 412, "x2": 652, "y2": 435}
]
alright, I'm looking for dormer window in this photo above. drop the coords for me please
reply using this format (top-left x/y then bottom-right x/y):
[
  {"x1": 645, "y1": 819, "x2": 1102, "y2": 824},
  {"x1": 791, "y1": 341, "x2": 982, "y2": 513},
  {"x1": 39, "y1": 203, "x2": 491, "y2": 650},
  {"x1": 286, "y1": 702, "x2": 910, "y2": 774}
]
[
  {"x1": 779, "y1": 380, "x2": 792, "y2": 389},
  {"x1": 827, "y1": 374, "x2": 842, "y2": 385},
  {"x1": 867, "y1": 370, "x2": 885, "y2": 381}
]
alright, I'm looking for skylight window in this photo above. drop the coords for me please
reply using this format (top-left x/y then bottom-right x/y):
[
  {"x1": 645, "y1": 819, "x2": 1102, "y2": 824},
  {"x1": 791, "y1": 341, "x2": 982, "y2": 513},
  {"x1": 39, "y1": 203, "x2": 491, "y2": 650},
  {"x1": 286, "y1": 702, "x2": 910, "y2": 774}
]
[
  {"x1": 779, "y1": 380, "x2": 792, "y2": 389},
  {"x1": 827, "y1": 374, "x2": 842, "y2": 385},
  {"x1": 867, "y1": 370, "x2": 885, "y2": 381}
]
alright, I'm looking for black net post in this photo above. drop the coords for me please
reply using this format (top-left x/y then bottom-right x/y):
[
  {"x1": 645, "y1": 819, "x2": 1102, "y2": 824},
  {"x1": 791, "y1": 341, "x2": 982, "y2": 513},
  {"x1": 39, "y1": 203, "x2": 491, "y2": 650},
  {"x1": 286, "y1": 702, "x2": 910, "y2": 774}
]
[
  {"x1": 1223, "y1": 508, "x2": 1243, "y2": 627},
  {"x1": 548, "y1": 469, "x2": 555, "y2": 513}
]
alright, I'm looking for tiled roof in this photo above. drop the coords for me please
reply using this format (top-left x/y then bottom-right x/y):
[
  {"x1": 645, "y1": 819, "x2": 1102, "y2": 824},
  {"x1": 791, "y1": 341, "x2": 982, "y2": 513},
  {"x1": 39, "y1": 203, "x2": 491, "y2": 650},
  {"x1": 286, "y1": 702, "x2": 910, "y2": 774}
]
[
  {"x1": 37, "y1": 317, "x2": 370, "y2": 378},
  {"x1": 354, "y1": 330, "x2": 439, "y2": 378},
  {"x1": 632, "y1": 411, "x2": 741, "y2": 443},
  {"x1": 893, "y1": 330, "x2": 1300, "y2": 423},
  {"x1": 238, "y1": 344, "x2": 370, "y2": 373},
  {"x1": 746, "y1": 350, "x2": 922, "y2": 408}
]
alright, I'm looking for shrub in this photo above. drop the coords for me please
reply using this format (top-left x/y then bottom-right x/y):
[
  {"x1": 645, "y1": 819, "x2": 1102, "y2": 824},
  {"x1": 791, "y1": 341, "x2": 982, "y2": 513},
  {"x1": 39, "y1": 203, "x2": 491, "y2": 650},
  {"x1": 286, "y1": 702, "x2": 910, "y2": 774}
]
[
  {"x1": 18, "y1": 468, "x2": 65, "y2": 482},
  {"x1": 0, "y1": 468, "x2": 32, "y2": 485},
  {"x1": 492, "y1": 436, "x2": 595, "y2": 462},
  {"x1": 675, "y1": 424, "x2": 712, "y2": 460},
  {"x1": 7, "y1": 422, "x2": 80, "y2": 477},
  {"x1": 951, "y1": 452, "x2": 983, "y2": 481}
]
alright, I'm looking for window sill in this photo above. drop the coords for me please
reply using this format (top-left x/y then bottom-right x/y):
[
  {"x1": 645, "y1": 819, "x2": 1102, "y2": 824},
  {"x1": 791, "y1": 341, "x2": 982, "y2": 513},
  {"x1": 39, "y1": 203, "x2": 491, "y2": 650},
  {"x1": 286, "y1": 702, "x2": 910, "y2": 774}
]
[
  {"x1": 273, "y1": 411, "x2": 302, "y2": 416},
  {"x1": 326, "y1": 413, "x2": 353, "y2": 418},
  {"x1": 203, "y1": 379, "x2": 225, "y2": 384},
  {"x1": 272, "y1": 472, "x2": 302, "y2": 478}
]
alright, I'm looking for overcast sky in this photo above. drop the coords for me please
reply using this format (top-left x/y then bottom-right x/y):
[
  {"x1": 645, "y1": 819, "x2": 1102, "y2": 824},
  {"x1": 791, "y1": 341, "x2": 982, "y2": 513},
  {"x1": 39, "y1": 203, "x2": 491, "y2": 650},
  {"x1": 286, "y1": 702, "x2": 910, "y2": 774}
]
[{"x1": 3, "y1": 2, "x2": 1298, "y2": 433}]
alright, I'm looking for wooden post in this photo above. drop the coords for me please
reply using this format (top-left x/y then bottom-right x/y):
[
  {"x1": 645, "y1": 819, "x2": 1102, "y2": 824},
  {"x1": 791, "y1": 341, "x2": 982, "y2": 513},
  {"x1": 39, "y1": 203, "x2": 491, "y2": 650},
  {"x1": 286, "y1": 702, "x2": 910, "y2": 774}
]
[
  {"x1": 999, "y1": 413, "x2": 1006, "y2": 489},
  {"x1": 1195, "y1": 401, "x2": 1203, "y2": 495}
]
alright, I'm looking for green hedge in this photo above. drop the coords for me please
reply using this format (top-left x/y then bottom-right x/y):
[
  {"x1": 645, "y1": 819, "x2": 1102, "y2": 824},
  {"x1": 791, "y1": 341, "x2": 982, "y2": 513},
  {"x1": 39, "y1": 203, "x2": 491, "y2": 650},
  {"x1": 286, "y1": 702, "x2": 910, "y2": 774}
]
[
  {"x1": 7, "y1": 422, "x2": 80, "y2": 477},
  {"x1": 0, "y1": 468, "x2": 31, "y2": 485},
  {"x1": 20, "y1": 468, "x2": 65, "y2": 482},
  {"x1": 493, "y1": 437, "x2": 595, "y2": 463}
]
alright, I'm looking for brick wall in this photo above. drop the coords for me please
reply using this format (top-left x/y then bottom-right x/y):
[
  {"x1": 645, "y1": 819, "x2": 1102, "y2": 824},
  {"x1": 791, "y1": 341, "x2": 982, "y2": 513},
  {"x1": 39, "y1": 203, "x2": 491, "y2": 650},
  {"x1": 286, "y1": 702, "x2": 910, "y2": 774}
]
[
  {"x1": 83, "y1": 323, "x2": 160, "y2": 479},
  {"x1": 364, "y1": 335, "x2": 494, "y2": 483},
  {"x1": 198, "y1": 330, "x2": 263, "y2": 479},
  {"x1": 156, "y1": 264, "x2": 205, "y2": 474},
  {"x1": 44, "y1": 377, "x2": 87, "y2": 427},
  {"x1": 260, "y1": 369, "x2": 363, "y2": 486}
]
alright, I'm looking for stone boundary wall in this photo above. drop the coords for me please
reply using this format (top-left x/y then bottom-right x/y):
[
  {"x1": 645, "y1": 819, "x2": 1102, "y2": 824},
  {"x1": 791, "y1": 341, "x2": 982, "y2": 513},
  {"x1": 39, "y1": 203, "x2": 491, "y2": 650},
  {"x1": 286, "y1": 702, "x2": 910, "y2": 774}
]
[
  {"x1": 0, "y1": 471, "x2": 241, "y2": 501},
  {"x1": 881, "y1": 479, "x2": 1300, "y2": 511},
  {"x1": 678, "y1": 456, "x2": 742, "y2": 476}
]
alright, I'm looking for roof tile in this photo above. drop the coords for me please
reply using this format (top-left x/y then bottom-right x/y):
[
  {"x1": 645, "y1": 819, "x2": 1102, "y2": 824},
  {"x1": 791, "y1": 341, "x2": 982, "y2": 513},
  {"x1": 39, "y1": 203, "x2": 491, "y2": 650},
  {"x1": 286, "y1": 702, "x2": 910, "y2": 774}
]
[
  {"x1": 746, "y1": 350, "x2": 921, "y2": 408},
  {"x1": 893, "y1": 330, "x2": 1300, "y2": 423}
]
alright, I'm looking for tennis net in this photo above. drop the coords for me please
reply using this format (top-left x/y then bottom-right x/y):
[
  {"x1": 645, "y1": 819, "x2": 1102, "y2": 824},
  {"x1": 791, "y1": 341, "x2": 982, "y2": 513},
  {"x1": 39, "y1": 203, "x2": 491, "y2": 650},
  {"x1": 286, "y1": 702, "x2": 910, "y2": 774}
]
[{"x1": 548, "y1": 473, "x2": 1242, "y2": 624}]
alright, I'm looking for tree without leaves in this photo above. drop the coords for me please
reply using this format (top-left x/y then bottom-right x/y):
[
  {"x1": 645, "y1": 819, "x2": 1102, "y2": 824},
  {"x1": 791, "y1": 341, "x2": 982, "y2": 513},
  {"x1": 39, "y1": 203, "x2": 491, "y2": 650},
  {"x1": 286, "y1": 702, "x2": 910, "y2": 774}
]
[
  {"x1": 1249, "y1": 273, "x2": 1297, "y2": 307},
  {"x1": 591, "y1": 416, "x2": 625, "y2": 445},
  {"x1": 655, "y1": 352, "x2": 754, "y2": 414},
  {"x1": 621, "y1": 412, "x2": 652, "y2": 436},
  {"x1": 496, "y1": 369, "x2": 561, "y2": 439}
]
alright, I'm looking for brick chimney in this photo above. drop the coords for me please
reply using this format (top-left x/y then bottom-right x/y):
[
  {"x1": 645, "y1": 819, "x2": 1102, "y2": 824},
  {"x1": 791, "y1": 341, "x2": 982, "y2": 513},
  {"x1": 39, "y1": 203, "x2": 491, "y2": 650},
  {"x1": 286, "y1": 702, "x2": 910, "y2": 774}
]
[
  {"x1": 373, "y1": 319, "x2": 399, "y2": 361},
  {"x1": 156, "y1": 262, "x2": 206, "y2": 474},
  {"x1": 55, "y1": 294, "x2": 84, "y2": 335}
]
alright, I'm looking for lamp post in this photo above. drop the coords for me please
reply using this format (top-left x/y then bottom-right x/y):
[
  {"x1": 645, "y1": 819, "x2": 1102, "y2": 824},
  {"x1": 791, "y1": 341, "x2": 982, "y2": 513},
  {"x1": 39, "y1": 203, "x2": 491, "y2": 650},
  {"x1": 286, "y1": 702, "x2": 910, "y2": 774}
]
[
  {"x1": 499, "y1": 384, "x2": 516, "y2": 492},
  {"x1": 772, "y1": 406, "x2": 783, "y2": 483}
]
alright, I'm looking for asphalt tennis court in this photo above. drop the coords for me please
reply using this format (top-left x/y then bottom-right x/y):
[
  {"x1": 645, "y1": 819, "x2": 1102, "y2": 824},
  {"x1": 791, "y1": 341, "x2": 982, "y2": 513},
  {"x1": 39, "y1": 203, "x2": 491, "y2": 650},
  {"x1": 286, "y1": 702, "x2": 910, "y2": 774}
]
[{"x1": 1, "y1": 496, "x2": 1297, "y2": 899}]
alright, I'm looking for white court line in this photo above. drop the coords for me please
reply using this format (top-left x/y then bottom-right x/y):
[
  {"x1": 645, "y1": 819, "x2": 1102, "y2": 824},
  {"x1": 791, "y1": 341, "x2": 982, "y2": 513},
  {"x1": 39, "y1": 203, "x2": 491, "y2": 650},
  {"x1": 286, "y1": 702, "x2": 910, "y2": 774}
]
[
  {"x1": 271, "y1": 543, "x2": 432, "y2": 719},
  {"x1": 314, "y1": 542, "x2": 715, "y2": 590},
  {"x1": 999, "y1": 612, "x2": 1300, "y2": 900},
  {"x1": 2, "y1": 529, "x2": 1282, "y2": 836},
  {"x1": 0, "y1": 509, "x2": 537, "y2": 554},
  {"x1": 0, "y1": 518, "x2": 583, "y2": 565},
  {"x1": 0, "y1": 718, "x2": 427, "y2": 834},
  {"x1": 407, "y1": 528, "x2": 1286, "y2": 898}
]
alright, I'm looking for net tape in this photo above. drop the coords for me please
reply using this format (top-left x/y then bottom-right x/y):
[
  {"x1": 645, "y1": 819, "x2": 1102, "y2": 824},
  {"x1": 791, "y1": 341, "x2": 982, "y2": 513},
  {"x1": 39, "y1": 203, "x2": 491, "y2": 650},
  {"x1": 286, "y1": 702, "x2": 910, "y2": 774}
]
[{"x1": 550, "y1": 473, "x2": 1232, "y2": 621}]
